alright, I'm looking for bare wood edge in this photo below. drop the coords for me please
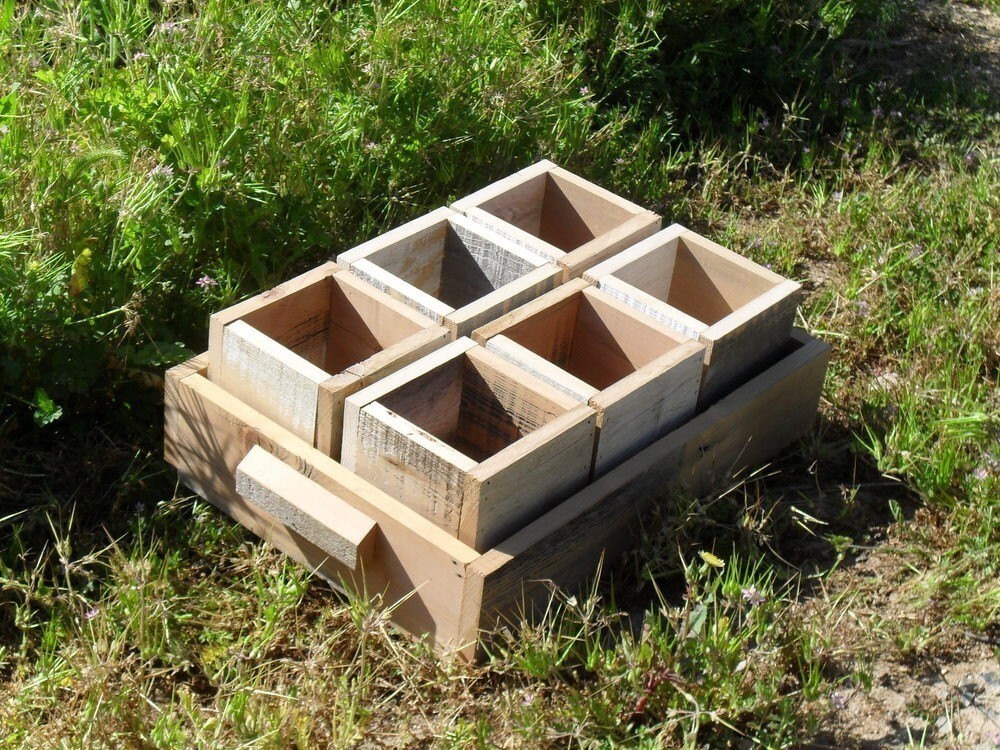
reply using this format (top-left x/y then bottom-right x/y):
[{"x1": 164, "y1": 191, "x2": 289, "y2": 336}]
[
  {"x1": 470, "y1": 278, "x2": 590, "y2": 345},
  {"x1": 461, "y1": 404, "x2": 598, "y2": 551},
  {"x1": 680, "y1": 229, "x2": 788, "y2": 287},
  {"x1": 444, "y1": 266, "x2": 562, "y2": 339},
  {"x1": 235, "y1": 446, "x2": 377, "y2": 570},
  {"x1": 450, "y1": 160, "x2": 556, "y2": 213},
  {"x1": 467, "y1": 330, "x2": 829, "y2": 643},
  {"x1": 465, "y1": 344, "x2": 585, "y2": 413},
  {"x1": 349, "y1": 259, "x2": 454, "y2": 322},
  {"x1": 347, "y1": 325, "x2": 453, "y2": 382},
  {"x1": 332, "y1": 269, "x2": 443, "y2": 331},
  {"x1": 485, "y1": 335, "x2": 596, "y2": 404},
  {"x1": 581, "y1": 223, "x2": 688, "y2": 284},
  {"x1": 702, "y1": 280, "x2": 803, "y2": 345},
  {"x1": 549, "y1": 165, "x2": 651, "y2": 215},
  {"x1": 363, "y1": 401, "x2": 479, "y2": 472},
  {"x1": 590, "y1": 339, "x2": 705, "y2": 408},
  {"x1": 579, "y1": 285, "x2": 694, "y2": 348},
  {"x1": 207, "y1": 261, "x2": 340, "y2": 381},
  {"x1": 460, "y1": 207, "x2": 566, "y2": 264},
  {"x1": 597, "y1": 277, "x2": 708, "y2": 340},
  {"x1": 316, "y1": 372, "x2": 361, "y2": 459},
  {"x1": 450, "y1": 212, "x2": 553, "y2": 269},
  {"x1": 336, "y1": 206, "x2": 456, "y2": 268},
  {"x1": 558, "y1": 210, "x2": 662, "y2": 280}
]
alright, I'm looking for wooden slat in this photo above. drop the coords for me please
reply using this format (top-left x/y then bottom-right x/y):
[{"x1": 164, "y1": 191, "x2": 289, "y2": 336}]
[
  {"x1": 582, "y1": 223, "x2": 687, "y2": 286},
  {"x1": 208, "y1": 261, "x2": 340, "y2": 382},
  {"x1": 451, "y1": 160, "x2": 554, "y2": 235},
  {"x1": 468, "y1": 329, "x2": 829, "y2": 631},
  {"x1": 341, "y1": 339, "x2": 479, "y2": 472},
  {"x1": 461, "y1": 206, "x2": 565, "y2": 264},
  {"x1": 461, "y1": 404, "x2": 596, "y2": 552},
  {"x1": 445, "y1": 266, "x2": 562, "y2": 339},
  {"x1": 485, "y1": 335, "x2": 595, "y2": 403},
  {"x1": 556, "y1": 210, "x2": 662, "y2": 281},
  {"x1": 218, "y1": 321, "x2": 329, "y2": 443},
  {"x1": 235, "y1": 446, "x2": 376, "y2": 570},
  {"x1": 164, "y1": 360, "x2": 482, "y2": 658},
  {"x1": 698, "y1": 279, "x2": 802, "y2": 408},
  {"x1": 590, "y1": 340, "x2": 703, "y2": 477},
  {"x1": 337, "y1": 206, "x2": 453, "y2": 277},
  {"x1": 348, "y1": 258, "x2": 453, "y2": 323}
]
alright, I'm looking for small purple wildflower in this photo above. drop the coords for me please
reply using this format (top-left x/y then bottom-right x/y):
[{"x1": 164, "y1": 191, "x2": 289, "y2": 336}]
[
  {"x1": 132, "y1": 51, "x2": 149, "y2": 62},
  {"x1": 741, "y1": 585, "x2": 766, "y2": 606},
  {"x1": 853, "y1": 299, "x2": 871, "y2": 317},
  {"x1": 973, "y1": 466, "x2": 989, "y2": 481},
  {"x1": 150, "y1": 163, "x2": 174, "y2": 179},
  {"x1": 614, "y1": 157, "x2": 625, "y2": 166},
  {"x1": 760, "y1": 117, "x2": 771, "y2": 129},
  {"x1": 155, "y1": 20, "x2": 183, "y2": 35},
  {"x1": 965, "y1": 151, "x2": 980, "y2": 167},
  {"x1": 830, "y1": 692, "x2": 848, "y2": 710},
  {"x1": 195, "y1": 275, "x2": 218, "y2": 289},
  {"x1": 873, "y1": 106, "x2": 884, "y2": 119},
  {"x1": 85, "y1": 606, "x2": 99, "y2": 621},
  {"x1": 579, "y1": 86, "x2": 590, "y2": 97},
  {"x1": 361, "y1": 62, "x2": 372, "y2": 75},
  {"x1": 802, "y1": 146, "x2": 811, "y2": 154},
  {"x1": 363, "y1": 141, "x2": 377, "y2": 153}
]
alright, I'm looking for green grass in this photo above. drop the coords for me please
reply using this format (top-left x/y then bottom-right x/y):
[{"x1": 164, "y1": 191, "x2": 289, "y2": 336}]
[{"x1": 1, "y1": 0, "x2": 998, "y2": 746}]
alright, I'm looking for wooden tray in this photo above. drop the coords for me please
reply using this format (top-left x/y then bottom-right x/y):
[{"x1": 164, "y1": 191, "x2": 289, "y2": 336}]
[{"x1": 165, "y1": 328, "x2": 828, "y2": 660}]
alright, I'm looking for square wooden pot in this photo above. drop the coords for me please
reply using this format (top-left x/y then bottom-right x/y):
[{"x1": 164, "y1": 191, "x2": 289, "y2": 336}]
[
  {"x1": 340, "y1": 338, "x2": 597, "y2": 552},
  {"x1": 584, "y1": 225, "x2": 802, "y2": 407},
  {"x1": 336, "y1": 207, "x2": 562, "y2": 339},
  {"x1": 451, "y1": 160, "x2": 661, "y2": 280},
  {"x1": 472, "y1": 279, "x2": 705, "y2": 478},
  {"x1": 207, "y1": 261, "x2": 450, "y2": 459}
]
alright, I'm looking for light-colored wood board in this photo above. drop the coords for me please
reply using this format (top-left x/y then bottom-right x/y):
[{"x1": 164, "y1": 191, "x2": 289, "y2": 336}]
[
  {"x1": 697, "y1": 280, "x2": 802, "y2": 408},
  {"x1": 352, "y1": 403, "x2": 474, "y2": 536},
  {"x1": 485, "y1": 335, "x2": 595, "y2": 404},
  {"x1": 461, "y1": 403, "x2": 597, "y2": 551},
  {"x1": 315, "y1": 372, "x2": 361, "y2": 460},
  {"x1": 235, "y1": 446, "x2": 377, "y2": 570},
  {"x1": 336, "y1": 206, "x2": 454, "y2": 277},
  {"x1": 568, "y1": 288, "x2": 689, "y2": 388},
  {"x1": 164, "y1": 361, "x2": 482, "y2": 656},
  {"x1": 207, "y1": 261, "x2": 339, "y2": 381},
  {"x1": 347, "y1": 325, "x2": 452, "y2": 383},
  {"x1": 325, "y1": 271, "x2": 435, "y2": 373},
  {"x1": 663, "y1": 235, "x2": 777, "y2": 324},
  {"x1": 341, "y1": 339, "x2": 478, "y2": 471},
  {"x1": 557, "y1": 210, "x2": 662, "y2": 281},
  {"x1": 549, "y1": 165, "x2": 651, "y2": 216},
  {"x1": 590, "y1": 340, "x2": 704, "y2": 477},
  {"x1": 348, "y1": 258, "x2": 453, "y2": 323},
  {"x1": 469, "y1": 330, "x2": 828, "y2": 629},
  {"x1": 218, "y1": 321, "x2": 329, "y2": 443},
  {"x1": 596, "y1": 276, "x2": 708, "y2": 340},
  {"x1": 471, "y1": 278, "x2": 590, "y2": 346},
  {"x1": 465, "y1": 345, "x2": 583, "y2": 423},
  {"x1": 451, "y1": 161, "x2": 554, "y2": 235},
  {"x1": 445, "y1": 266, "x2": 562, "y2": 339},
  {"x1": 581, "y1": 223, "x2": 688, "y2": 285},
  {"x1": 460, "y1": 206, "x2": 565, "y2": 264}
]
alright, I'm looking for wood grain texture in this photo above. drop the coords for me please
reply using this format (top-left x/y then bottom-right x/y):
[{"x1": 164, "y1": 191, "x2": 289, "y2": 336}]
[
  {"x1": 461, "y1": 404, "x2": 597, "y2": 552},
  {"x1": 590, "y1": 340, "x2": 703, "y2": 477},
  {"x1": 208, "y1": 261, "x2": 340, "y2": 382},
  {"x1": 164, "y1": 360, "x2": 482, "y2": 658},
  {"x1": 445, "y1": 266, "x2": 562, "y2": 340},
  {"x1": 469, "y1": 329, "x2": 829, "y2": 632},
  {"x1": 485, "y1": 335, "x2": 596, "y2": 403},
  {"x1": 348, "y1": 258, "x2": 453, "y2": 323},
  {"x1": 218, "y1": 321, "x2": 329, "y2": 443},
  {"x1": 235, "y1": 446, "x2": 377, "y2": 570},
  {"x1": 698, "y1": 279, "x2": 802, "y2": 408}
]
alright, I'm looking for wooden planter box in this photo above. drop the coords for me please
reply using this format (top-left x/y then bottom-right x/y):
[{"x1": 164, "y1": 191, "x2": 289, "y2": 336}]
[
  {"x1": 340, "y1": 338, "x2": 597, "y2": 552},
  {"x1": 451, "y1": 160, "x2": 662, "y2": 281},
  {"x1": 165, "y1": 328, "x2": 828, "y2": 661},
  {"x1": 336, "y1": 207, "x2": 562, "y2": 339},
  {"x1": 584, "y1": 225, "x2": 802, "y2": 408},
  {"x1": 472, "y1": 279, "x2": 704, "y2": 478},
  {"x1": 207, "y1": 261, "x2": 449, "y2": 460}
]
